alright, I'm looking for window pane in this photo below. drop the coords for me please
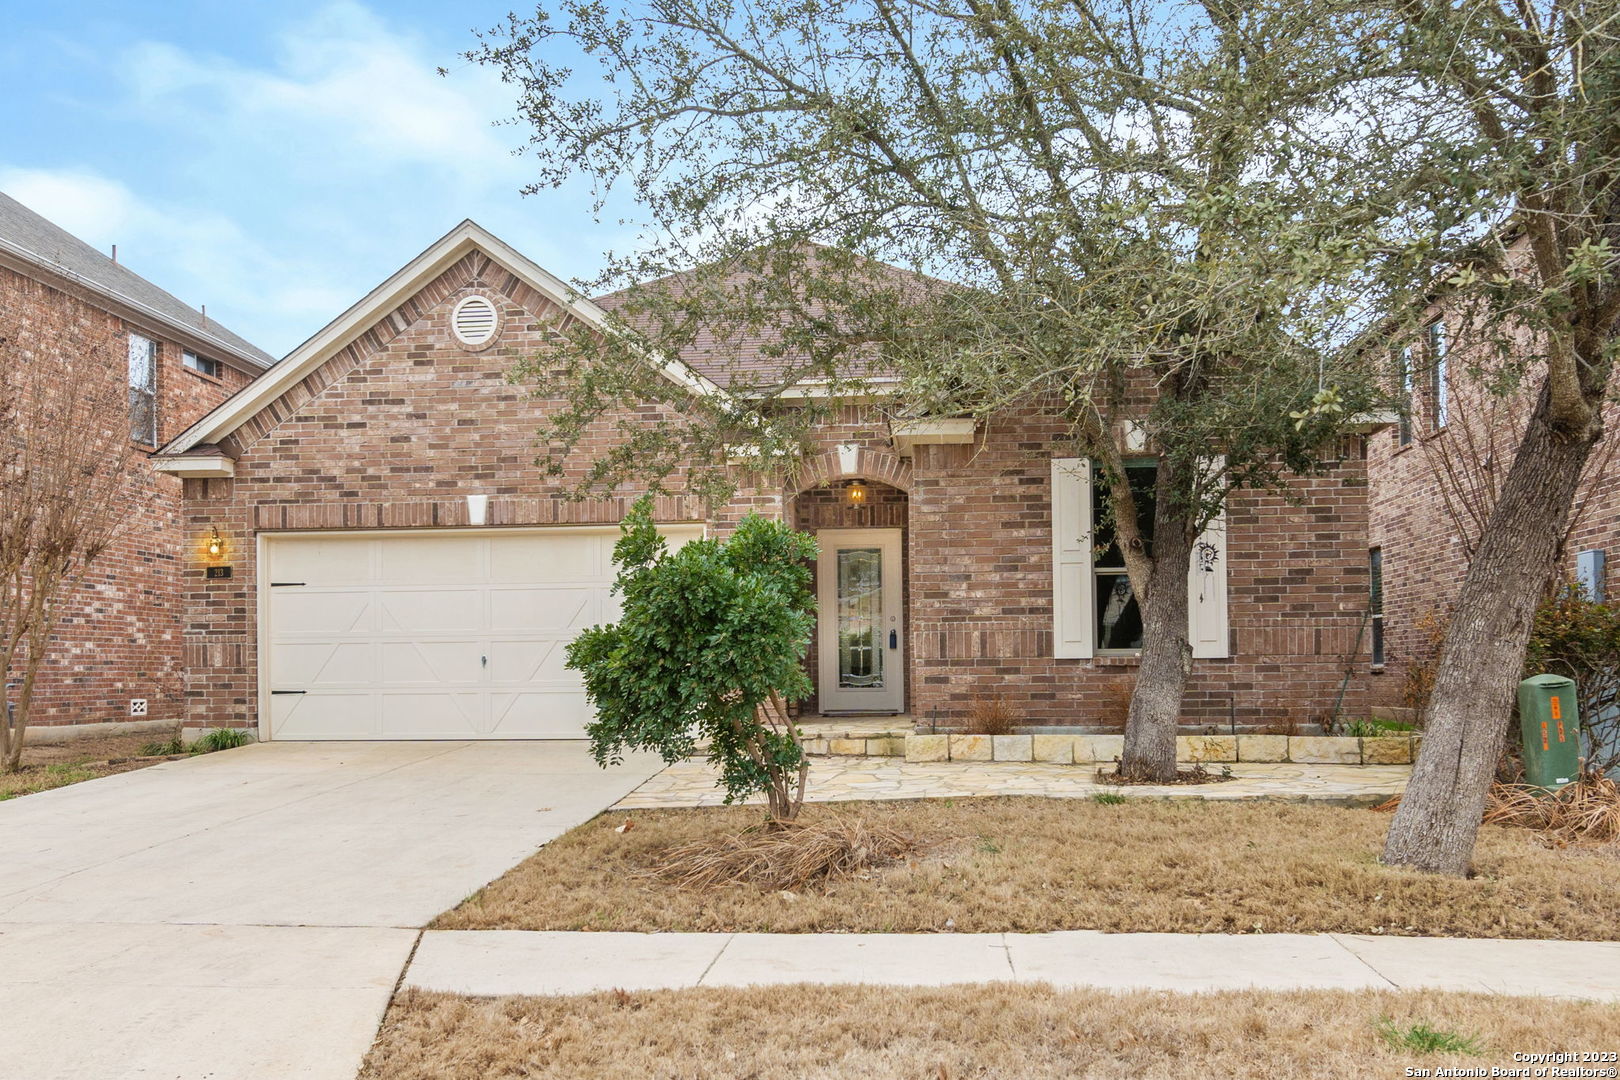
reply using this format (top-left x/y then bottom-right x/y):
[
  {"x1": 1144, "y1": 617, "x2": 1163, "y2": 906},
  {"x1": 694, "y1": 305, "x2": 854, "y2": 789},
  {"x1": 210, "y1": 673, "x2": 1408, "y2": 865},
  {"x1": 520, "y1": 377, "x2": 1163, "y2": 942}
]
[
  {"x1": 1092, "y1": 462, "x2": 1156, "y2": 567},
  {"x1": 1369, "y1": 547, "x2": 1385, "y2": 666},
  {"x1": 128, "y1": 334, "x2": 157, "y2": 444},
  {"x1": 128, "y1": 334, "x2": 155, "y2": 390},
  {"x1": 835, "y1": 547, "x2": 884, "y2": 688},
  {"x1": 1095, "y1": 572, "x2": 1143, "y2": 650}
]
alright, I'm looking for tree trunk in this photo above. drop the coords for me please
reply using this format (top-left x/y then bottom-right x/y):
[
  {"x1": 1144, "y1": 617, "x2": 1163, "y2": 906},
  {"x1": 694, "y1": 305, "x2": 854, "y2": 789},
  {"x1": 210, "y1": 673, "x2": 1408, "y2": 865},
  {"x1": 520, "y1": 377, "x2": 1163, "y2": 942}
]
[
  {"x1": 1117, "y1": 463, "x2": 1198, "y2": 783},
  {"x1": 1383, "y1": 383, "x2": 1602, "y2": 875}
]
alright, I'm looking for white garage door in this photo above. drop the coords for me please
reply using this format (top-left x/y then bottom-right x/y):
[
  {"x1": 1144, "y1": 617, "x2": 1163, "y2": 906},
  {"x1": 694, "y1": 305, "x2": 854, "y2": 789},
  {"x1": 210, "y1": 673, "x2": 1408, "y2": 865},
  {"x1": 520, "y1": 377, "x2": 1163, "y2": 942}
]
[{"x1": 262, "y1": 526, "x2": 703, "y2": 740}]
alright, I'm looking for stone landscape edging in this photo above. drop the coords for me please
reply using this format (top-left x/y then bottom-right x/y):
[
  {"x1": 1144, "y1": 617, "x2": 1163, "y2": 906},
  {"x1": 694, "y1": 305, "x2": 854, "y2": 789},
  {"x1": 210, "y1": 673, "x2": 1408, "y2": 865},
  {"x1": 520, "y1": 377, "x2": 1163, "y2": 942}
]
[{"x1": 802, "y1": 733, "x2": 1418, "y2": 767}]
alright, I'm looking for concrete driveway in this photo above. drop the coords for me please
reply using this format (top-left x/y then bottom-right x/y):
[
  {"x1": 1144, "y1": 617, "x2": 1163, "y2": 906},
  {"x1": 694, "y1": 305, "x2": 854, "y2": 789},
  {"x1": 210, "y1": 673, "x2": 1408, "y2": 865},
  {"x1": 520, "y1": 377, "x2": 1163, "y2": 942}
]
[{"x1": 0, "y1": 741, "x2": 661, "y2": 1080}]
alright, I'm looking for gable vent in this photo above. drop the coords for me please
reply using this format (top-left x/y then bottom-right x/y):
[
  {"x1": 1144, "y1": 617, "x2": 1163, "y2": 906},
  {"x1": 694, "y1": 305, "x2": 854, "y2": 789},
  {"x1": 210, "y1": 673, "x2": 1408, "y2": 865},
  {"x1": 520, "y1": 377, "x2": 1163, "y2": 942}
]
[{"x1": 451, "y1": 295, "x2": 499, "y2": 346}]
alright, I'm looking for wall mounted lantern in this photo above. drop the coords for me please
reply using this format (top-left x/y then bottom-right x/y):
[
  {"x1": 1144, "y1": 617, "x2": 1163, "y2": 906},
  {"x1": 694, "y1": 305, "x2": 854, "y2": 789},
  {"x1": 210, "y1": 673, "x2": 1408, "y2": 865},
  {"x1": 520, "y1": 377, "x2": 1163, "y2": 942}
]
[{"x1": 844, "y1": 480, "x2": 869, "y2": 508}]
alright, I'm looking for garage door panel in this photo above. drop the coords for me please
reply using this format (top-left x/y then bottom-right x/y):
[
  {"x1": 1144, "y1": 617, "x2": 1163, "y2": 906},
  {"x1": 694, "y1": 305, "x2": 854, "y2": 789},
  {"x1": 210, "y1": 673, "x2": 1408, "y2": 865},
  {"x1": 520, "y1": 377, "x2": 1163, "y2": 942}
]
[
  {"x1": 380, "y1": 692, "x2": 483, "y2": 737},
  {"x1": 272, "y1": 642, "x2": 375, "y2": 686},
  {"x1": 378, "y1": 536, "x2": 485, "y2": 584},
  {"x1": 272, "y1": 692, "x2": 377, "y2": 740},
  {"x1": 488, "y1": 692, "x2": 596, "y2": 737},
  {"x1": 270, "y1": 537, "x2": 373, "y2": 585},
  {"x1": 377, "y1": 590, "x2": 483, "y2": 633},
  {"x1": 378, "y1": 641, "x2": 484, "y2": 686},
  {"x1": 485, "y1": 640, "x2": 572, "y2": 684},
  {"x1": 489, "y1": 588, "x2": 599, "y2": 632},
  {"x1": 264, "y1": 525, "x2": 701, "y2": 740},
  {"x1": 489, "y1": 532, "x2": 599, "y2": 582},
  {"x1": 272, "y1": 592, "x2": 372, "y2": 635}
]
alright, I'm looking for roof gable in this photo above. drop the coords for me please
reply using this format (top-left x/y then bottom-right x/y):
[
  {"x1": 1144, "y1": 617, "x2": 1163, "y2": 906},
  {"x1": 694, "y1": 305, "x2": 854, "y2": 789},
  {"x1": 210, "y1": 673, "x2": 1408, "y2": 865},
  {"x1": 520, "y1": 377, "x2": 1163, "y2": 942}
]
[{"x1": 160, "y1": 219, "x2": 718, "y2": 458}]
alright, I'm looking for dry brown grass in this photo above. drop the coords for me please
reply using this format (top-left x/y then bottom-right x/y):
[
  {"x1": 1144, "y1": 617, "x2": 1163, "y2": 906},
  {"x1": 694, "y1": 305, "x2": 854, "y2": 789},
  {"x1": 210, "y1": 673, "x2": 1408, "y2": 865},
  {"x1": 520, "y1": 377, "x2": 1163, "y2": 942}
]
[
  {"x1": 966, "y1": 696, "x2": 1015, "y2": 736},
  {"x1": 1485, "y1": 774, "x2": 1620, "y2": 844},
  {"x1": 0, "y1": 731, "x2": 179, "y2": 801},
  {"x1": 653, "y1": 815, "x2": 922, "y2": 891},
  {"x1": 436, "y1": 797, "x2": 1620, "y2": 939},
  {"x1": 360, "y1": 984, "x2": 1620, "y2": 1080}
]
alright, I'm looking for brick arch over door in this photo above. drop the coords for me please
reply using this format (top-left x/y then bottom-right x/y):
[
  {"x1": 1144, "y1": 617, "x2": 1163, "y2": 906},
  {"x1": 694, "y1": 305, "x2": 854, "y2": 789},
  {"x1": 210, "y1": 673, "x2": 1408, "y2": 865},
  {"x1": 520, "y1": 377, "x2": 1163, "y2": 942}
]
[{"x1": 792, "y1": 445, "x2": 912, "y2": 495}]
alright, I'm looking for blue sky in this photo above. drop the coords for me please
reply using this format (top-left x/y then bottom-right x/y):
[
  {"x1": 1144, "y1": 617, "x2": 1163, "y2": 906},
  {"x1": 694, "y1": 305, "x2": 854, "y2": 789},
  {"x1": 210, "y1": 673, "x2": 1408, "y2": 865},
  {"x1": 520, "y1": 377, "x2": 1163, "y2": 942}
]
[{"x1": 0, "y1": 1, "x2": 630, "y2": 357}]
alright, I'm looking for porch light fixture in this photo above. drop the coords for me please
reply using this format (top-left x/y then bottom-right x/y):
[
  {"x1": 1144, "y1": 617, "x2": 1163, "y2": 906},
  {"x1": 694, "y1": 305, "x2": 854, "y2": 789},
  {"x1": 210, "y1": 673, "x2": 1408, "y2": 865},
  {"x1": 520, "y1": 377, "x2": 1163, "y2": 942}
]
[
  {"x1": 207, "y1": 527, "x2": 223, "y2": 558},
  {"x1": 844, "y1": 480, "x2": 869, "y2": 508}
]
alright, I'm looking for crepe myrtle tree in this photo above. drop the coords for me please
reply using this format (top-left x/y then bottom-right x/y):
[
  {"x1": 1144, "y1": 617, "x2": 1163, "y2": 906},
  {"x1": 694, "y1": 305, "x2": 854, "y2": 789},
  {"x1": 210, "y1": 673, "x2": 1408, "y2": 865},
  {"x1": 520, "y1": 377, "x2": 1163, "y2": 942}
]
[
  {"x1": 471, "y1": 0, "x2": 1415, "y2": 781},
  {"x1": 567, "y1": 497, "x2": 820, "y2": 821},
  {"x1": 1360, "y1": 2, "x2": 1620, "y2": 876},
  {"x1": 1, "y1": 328, "x2": 137, "y2": 771}
]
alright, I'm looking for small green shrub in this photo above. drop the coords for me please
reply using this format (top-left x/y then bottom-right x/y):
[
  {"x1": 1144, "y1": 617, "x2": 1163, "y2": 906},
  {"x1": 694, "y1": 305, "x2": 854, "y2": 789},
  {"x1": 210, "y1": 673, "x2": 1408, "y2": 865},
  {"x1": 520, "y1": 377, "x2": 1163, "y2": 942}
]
[
  {"x1": 567, "y1": 496, "x2": 819, "y2": 821},
  {"x1": 1373, "y1": 1018, "x2": 1483, "y2": 1055},
  {"x1": 139, "y1": 736, "x2": 185, "y2": 757},
  {"x1": 1344, "y1": 717, "x2": 1416, "y2": 738},
  {"x1": 191, "y1": 727, "x2": 254, "y2": 753},
  {"x1": 1091, "y1": 792, "x2": 1127, "y2": 805}
]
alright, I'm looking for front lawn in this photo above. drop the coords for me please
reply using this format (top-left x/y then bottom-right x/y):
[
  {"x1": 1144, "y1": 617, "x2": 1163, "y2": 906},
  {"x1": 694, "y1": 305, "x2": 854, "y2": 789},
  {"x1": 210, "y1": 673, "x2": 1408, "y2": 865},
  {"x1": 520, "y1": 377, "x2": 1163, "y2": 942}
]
[
  {"x1": 360, "y1": 985, "x2": 1620, "y2": 1080},
  {"x1": 0, "y1": 732, "x2": 184, "y2": 801},
  {"x1": 436, "y1": 798, "x2": 1620, "y2": 939}
]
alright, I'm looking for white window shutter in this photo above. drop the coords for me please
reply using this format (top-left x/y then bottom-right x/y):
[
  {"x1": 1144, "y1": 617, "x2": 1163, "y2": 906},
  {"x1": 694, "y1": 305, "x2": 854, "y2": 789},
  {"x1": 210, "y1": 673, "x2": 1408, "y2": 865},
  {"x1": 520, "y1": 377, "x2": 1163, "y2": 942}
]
[
  {"x1": 1051, "y1": 458, "x2": 1095, "y2": 658},
  {"x1": 1187, "y1": 508, "x2": 1229, "y2": 658}
]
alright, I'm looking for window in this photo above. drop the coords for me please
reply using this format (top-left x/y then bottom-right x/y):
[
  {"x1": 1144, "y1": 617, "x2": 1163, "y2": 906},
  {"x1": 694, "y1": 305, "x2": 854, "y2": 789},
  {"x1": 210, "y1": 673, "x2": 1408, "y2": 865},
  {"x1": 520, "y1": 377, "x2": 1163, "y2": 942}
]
[
  {"x1": 1369, "y1": 547, "x2": 1385, "y2": 667},
  {"x1": 1051, "y1": 457, "x2": 1228, "y2": 660},
  {"x1": 183, "y1": 350, "x2": 222, "y2": 378},
  {"x1": 1427, "y1": 320, "x2": 1448, "y2": 430},
  {"x1": 1395, "y1": 347, "x2": 1414, "y2": 446},
  {"x1": 127, "y1": 333, "x2": 157, "y2": 445},
  {"x1": 1091, "y1": 461, "x2": 1157, "y2": 651}
]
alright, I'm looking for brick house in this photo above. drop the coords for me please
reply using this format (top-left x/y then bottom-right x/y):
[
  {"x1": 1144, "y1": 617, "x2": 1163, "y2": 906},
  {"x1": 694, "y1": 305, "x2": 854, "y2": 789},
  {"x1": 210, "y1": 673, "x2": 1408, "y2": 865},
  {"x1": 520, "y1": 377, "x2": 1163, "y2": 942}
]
[
  {"x1": 1366, "y1": 301, "x2": 1619, "y2": 702},
  {"x1": 0, "y1": 191, "x2": 275, "y2": 731},
  {"x1": 156, "y1": 220, "x2": 1381, "y2": 739}
]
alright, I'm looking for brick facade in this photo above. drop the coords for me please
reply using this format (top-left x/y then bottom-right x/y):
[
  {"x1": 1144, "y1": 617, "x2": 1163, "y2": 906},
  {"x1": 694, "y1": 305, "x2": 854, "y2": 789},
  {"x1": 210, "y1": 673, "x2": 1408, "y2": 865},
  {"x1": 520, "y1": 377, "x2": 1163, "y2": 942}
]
[
  {"x1": 1367, "y1": 338, "x2": 1620, "y2": 701},
  {"x1": 175, "y1": 243, "x2": 1378, "y2": 736},
  {"x1": 1, "y1": 263, "x2": 254, "y2": 728}
]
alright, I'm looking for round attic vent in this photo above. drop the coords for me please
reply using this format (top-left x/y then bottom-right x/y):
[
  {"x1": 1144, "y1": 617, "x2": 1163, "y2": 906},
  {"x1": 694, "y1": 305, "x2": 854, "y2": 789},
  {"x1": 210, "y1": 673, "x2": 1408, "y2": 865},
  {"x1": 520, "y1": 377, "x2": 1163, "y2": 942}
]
[{"x1": 451, "y1": 295, "x2": 499, "y2": 346}]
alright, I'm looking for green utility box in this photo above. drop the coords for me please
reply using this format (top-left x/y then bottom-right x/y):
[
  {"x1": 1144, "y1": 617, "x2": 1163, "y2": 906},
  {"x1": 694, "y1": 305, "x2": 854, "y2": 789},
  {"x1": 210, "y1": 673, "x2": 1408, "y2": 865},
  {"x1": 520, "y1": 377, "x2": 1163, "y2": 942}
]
[{"x1": 1518, "y1": 674, "x2": 1580, "y2": 792}]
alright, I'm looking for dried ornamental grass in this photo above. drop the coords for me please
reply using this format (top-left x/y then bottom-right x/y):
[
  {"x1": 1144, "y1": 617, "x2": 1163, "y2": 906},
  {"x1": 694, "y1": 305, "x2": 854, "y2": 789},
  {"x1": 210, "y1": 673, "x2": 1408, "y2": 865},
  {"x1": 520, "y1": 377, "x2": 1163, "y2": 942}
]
[
  {"x1": 1376, "y1": 773, "x2": 1620, "y2": 845},
  {"x1": 649, "y1": 815, "x2": 924, "y2": 891},
  {"x1": 1483, "y1": 773, "x2": 1620, "y2": 844}
]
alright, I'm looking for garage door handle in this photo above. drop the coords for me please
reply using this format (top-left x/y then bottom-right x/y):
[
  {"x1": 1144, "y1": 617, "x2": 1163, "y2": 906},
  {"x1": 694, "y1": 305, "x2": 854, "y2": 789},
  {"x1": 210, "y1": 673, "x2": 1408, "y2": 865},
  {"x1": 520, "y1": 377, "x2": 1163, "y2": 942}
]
[
  {"x1": 270, "y1": 690, "x2": 306, "y2": 695},
  {"x1": 481, "y1": 655, "x2": 488, "y2": 667},
  {"x1": 269, "y1": 582, "x2": 306, "y2": 587}
]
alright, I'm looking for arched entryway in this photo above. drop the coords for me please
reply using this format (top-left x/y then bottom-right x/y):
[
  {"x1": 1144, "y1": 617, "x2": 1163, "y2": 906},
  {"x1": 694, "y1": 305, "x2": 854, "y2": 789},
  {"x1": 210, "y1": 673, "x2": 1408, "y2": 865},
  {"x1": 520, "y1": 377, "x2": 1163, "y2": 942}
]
[{"x1": 791, "y1": 476, "x2": 910, "y2": 716}]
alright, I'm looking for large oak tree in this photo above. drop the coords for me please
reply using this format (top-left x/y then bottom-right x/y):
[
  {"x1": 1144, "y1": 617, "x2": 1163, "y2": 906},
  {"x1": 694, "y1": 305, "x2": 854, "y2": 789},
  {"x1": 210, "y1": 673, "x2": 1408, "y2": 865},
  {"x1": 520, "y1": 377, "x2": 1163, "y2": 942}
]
[{"x1": 470, "y1": 0, "x2": 1418, "y2": 780}]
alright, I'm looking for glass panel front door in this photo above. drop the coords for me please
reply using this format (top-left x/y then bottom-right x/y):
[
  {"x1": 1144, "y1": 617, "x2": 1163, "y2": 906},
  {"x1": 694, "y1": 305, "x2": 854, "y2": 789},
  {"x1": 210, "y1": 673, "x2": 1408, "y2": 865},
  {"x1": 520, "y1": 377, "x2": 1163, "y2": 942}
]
[
  {"x1": 836, "y1": 548, "x2": 884, "y2": 688},
  {"x1": 817, "y1": 529, "x2": 904, "y2": 713}
]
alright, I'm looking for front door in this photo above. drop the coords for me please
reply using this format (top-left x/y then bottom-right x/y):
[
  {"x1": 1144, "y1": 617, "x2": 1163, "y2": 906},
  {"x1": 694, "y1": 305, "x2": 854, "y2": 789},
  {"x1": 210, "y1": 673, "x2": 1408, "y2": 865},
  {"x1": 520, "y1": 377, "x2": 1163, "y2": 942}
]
[{"x1": 816, "y1": 528, "x2": 904, "y2": 713}]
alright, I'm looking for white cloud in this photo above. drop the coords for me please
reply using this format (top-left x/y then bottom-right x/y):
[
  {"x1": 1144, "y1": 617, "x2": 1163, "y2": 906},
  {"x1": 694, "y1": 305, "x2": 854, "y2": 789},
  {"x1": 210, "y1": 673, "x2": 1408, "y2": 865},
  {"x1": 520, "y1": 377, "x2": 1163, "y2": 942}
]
[{"x1": 121, "y1": 2, "x2": 523, "y2": 190}]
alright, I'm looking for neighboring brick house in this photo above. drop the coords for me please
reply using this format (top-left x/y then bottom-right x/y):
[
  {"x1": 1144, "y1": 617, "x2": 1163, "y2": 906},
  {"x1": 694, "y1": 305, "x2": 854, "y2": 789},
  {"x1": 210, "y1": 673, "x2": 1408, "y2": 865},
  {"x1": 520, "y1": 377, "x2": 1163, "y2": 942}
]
[
  {"x1": 1366, "y1": 304, "x2": 1620, "y2": 705},
  {"x1": 0, "y1": 191, "x2": 275, "y2": 731},
  {"x1": 157, "y1": 220, "x2": 1381, "y2": 739}
]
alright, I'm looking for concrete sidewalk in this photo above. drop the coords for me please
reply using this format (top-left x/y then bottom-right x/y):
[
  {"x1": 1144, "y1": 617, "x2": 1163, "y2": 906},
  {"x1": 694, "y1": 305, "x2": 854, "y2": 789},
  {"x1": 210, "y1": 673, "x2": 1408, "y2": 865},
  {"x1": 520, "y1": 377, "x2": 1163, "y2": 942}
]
[{"x1": 406, "y1": 929, "x2": 1620, "y2": 1001}]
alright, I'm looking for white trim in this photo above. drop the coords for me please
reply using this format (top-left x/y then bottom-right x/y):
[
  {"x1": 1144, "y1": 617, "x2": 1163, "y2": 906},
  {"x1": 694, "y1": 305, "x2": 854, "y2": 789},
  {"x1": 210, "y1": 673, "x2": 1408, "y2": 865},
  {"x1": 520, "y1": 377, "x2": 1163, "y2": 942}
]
[
  {"x1": 1345, "y1": 410, "x2": 1399, "y2": 433},
  {"x1": 1050, "y1": 458, "x2": 1094, "y2": 658},
  {"x1": 162, "y1": 220, "x2": 721, "y2": 457},
  {"x1": 152, "y1": 456, "x2": 235, "y2": 479},
  {"x1": 1188, "y1": 509, "x2": 1230, "y2": 659},
  {"x1": 890, "y1": 418, "x2": 975, "y2": 456}
]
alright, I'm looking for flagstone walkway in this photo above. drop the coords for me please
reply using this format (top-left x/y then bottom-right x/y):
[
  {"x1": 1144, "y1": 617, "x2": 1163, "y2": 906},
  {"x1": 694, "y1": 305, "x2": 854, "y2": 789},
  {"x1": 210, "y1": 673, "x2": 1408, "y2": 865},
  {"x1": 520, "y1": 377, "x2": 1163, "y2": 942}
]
[{"x1": 613, "y1": 756, "x2": 1411, "y2": 810}]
